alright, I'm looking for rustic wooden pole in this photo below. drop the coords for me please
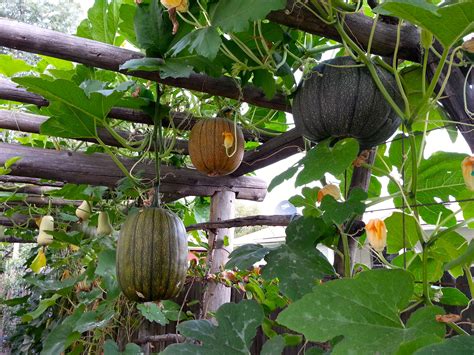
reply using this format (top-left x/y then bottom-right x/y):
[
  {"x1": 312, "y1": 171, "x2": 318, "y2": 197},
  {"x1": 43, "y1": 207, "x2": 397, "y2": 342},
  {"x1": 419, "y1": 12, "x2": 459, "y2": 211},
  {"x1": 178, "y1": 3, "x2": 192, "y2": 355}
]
[
  {"x1": 201, "y1": 191, "x2": 236, "y2": 318},
  {"x1": 0, "y1": 19, "x2": 290, "y2": 112},
  {"x1": 0, "y1": 143, "x2": 267, "y2": 201},
  {"x1": 0, "y1": 176, "x2": 64, "y2": 187},
  {"x1": 0, "y1": 109, "x2": 188, "y2": 154}
]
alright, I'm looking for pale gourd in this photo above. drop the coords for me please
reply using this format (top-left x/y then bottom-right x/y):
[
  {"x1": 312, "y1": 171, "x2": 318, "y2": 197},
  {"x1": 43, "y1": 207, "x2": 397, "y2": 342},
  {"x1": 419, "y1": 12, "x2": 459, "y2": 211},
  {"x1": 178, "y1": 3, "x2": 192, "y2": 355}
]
[
  {"x1": 97, "y1": 211, "x2": 113, "y2": 236},
  {"x1": 76, "y1": 201, "x2": 92, "y2": 221},
  {"x1": 37, "y1": 216, "x2": 54, "y2": 246}
]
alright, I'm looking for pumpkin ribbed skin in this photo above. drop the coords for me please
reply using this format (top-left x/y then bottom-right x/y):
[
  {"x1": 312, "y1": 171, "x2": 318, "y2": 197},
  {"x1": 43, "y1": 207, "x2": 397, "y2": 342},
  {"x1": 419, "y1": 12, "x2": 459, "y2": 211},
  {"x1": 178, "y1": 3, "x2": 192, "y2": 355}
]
[
  {"x1": 188, "y1": 117, "x2": 245, "y2": 176},
  {"x1": 116, "y1": 208, "x2": 188, "y2": 302},
  {"x1": 293, "y1": 56, "x2": 402, "y2": 149}
]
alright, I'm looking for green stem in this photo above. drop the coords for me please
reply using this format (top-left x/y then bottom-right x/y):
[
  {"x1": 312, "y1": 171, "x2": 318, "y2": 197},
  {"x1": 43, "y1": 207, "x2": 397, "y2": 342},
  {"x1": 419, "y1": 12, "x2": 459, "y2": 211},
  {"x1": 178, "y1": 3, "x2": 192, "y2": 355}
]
[
  {"x1": 152, "y1": 86, "x2": 163, "y2": 208},
  {"x1": 446, "y1": 321, "x2": 470, "y2": 336},
  {"x1": 463, "y1": 266, "x2": 474, "y2": 299},
  {"x1": 341, "y1": 232, "x2": 351, "y2": 278},
  {"x1": 422, "y1": 245, "x2": 432, "y2": 305}
]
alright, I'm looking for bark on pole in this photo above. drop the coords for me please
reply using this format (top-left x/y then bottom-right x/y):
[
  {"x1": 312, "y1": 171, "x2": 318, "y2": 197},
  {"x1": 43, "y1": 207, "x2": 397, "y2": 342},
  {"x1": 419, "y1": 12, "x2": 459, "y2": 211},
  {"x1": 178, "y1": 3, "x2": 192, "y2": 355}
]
[{"x1": 202, "y1": 190, "x2": 236, "y2": 319}]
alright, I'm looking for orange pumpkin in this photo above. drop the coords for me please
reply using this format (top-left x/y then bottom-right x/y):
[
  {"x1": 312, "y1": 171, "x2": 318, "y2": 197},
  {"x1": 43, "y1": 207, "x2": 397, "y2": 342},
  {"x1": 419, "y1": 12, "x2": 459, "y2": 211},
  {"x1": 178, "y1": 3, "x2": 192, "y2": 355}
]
[{"x1": 188, "y1": 117, "x2": 245, "y2": 176}]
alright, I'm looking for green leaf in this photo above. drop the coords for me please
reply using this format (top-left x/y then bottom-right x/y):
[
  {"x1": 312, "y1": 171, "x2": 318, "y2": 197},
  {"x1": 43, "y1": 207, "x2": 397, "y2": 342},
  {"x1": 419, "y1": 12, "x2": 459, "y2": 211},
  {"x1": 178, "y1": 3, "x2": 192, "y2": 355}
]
[
  {"x1": 13, "y1": 77, "x2": 128, "y2": 139},
  {"x1": 41, "y1": 306, "x2": 84, "y2": 355},
  {"x1": 415, "y1": 336, "x2": 474, "y2": 354},
  {"x1": 4, "y1": 156, "x2": 22, "y2": 169},
  {"x1": 157, "y1": 58, "x2": 194, "y2": 79},
  {"x1": 263, "y1": 217, "x2": 334, "y2": 300},
  {"x1": 134, "y1": 0, "x2": 173, "y2": 57},
  {"x1": 438, "y1": 287, "x2": 469, "y2": 306},
  {"x1": 76, "y1": 0, "x2": 123, "y2": 46},
  {"x1": 289, "y1": 187, "x2": 321, "y2": 217},
  {"x1": 169, "y1": 27, "x2": 222, "y2": 61},
  {"x1": 22, "y1": 293, "x2": 61, "y2": 322},
  {"x1": 119, "y1": 4, "x2": 138, "y2": 46},
  {"x1": 429, "y1": 231, "x2": 468, "y2": 278},
  {"x1": 0, "y1": 54, "x2": 32, "y2": 76},
  {"x1": 296, "y1": 138, "x2": 359, "y2": 187},
  {"x1": 320, "y1": 188, "x2": 367, "y2": 225},
  {"x1": 253, "y1": 70, "x2": 277, "y2": 99},
  {"x1": 95, "y1": 249, "x2": 116, "y2": 277},
  {"x1": 162, "y1": 300, "x2": 264, "y2": 354},
  {"x1": 137, "y1": 303, "x2": 168, "y2": 325},
  {"x1": 261, "y1": 335, "x2": 285, "y2": 355},
  {"x1": 277, "y1": 270, "x2": 445, "y2": 355},
  {"x1": 210, "y1": 0, "x2": 286, "y2": 33},
  {"x1": 226, "y1": 244, "x2": 271, "y2": 270},
  {"x1": 30, "y1": 249, "x2": 47, "y2": 273},
  {"x1": 385, "y1": 212, "x2": 420, "y2": 254},
  {"x1": 74, "y1": 309, "x2": 115, "y2": 333},
  {"x1": 444, "y1": 239, "x2": 474, "y2": 271},
  {"x1": 268, "y1": 165, "x2": 299, "y2": 191},
  {"x1": 103, "y1": 340, "x2": 143, "y2": 355},
  {"x1": 374, "y1": 1, "x2": 474, "y2": 47},
  {"x1": 119, "y1": 57, "x2": 164, "y2": 71}
]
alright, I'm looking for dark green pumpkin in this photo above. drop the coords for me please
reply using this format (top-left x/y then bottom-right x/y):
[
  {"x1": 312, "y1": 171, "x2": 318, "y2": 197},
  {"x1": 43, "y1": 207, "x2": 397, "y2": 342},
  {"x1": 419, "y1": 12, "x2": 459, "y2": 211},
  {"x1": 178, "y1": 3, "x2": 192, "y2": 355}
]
[
  {"x1": 116, "y1": 208, "x2": 188, "y2": 302},
  {"x1": 293, "y1": 56, "x2": 402, "y2": 149}
]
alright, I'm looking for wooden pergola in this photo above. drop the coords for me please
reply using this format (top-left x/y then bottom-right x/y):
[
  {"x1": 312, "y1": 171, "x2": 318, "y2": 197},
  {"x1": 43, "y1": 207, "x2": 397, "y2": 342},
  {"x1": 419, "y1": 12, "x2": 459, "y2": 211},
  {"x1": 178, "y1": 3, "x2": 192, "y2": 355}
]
[{"x1": 0, "y1": 0, "x2": 472, "y2": 321}]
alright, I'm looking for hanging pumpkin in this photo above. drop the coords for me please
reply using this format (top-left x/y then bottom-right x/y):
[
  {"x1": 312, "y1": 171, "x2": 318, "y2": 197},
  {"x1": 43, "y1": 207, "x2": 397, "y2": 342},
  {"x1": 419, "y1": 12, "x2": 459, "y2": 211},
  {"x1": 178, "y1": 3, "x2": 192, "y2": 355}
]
[
  {"x1": 116, "y1": 208, "x2": 188, "y2": 302},
  {"x1": 188, "y1": 117, "x2": 245, "y2": 176},
  {"x1": 292, "y1": 56, "x2": 402, "y2": 149}
]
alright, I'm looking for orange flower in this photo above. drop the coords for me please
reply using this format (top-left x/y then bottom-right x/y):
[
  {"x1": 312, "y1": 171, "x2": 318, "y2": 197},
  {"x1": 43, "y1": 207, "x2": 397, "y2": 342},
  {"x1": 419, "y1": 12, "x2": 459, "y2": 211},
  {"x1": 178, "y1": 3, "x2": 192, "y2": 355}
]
[
  {"x1": 222, "y1": 131, "x2": 234, "y2": 150},
  {"x1": 160, "y1": 0, "x2": 188, "y2": 12},
  {"x1": 462, "y1": 156, "x2": 474, "y2": 191},
  {"x1": 365, "y1": 219, "x2": 387, "y2": 252},
  {"x1": 317, "y1": 184, "x2": 341, "y2": 203}
]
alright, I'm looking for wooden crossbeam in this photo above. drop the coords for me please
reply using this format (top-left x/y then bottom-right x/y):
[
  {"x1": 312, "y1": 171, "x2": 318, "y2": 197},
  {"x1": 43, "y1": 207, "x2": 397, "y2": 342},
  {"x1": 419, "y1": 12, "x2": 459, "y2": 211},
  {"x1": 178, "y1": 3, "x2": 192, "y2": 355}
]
[
  {"x1": 0, "y1": 79, "x2": 274, "y2": 143},
  {"x1": 0, "y1": 143, "x2": 267, "y2": 201},
  {"x1": 268, "y1": 0, "x2": 420, "y2": 62},
  {"x1": 186, "y1": 214, "x2": 294, "y2": 231},
  {"x1": 0, "y1": 176, "x2": 64, "y2": 187},
  {"x1": 0, "y1": 109, "x2": 189, "y2": 154},
  {"x1": 233, "y1": 129, "x2": 304, "y2": 176},
  {"x1": 0, "y1": 19, "x2": 290, "y2": 112}
]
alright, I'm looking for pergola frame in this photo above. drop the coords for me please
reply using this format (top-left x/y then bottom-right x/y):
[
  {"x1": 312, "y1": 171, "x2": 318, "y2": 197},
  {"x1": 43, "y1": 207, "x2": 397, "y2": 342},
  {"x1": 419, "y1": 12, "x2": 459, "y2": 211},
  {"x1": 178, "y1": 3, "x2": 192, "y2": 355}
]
[{"x1": 0, "y1": 0, "x2": 472, "y2": 321}]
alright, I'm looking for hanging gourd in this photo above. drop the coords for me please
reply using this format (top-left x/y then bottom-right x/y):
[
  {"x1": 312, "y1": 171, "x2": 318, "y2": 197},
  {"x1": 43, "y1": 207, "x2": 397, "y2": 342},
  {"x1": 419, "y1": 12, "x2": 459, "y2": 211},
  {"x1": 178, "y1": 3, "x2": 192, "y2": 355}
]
[
  {"x1": 37, "y1": 216, "x2": 54, "y2": 246},
  {"x1": 116, "y1": 89, "x2": 188, "y2": 302},
  {"x1": 116, "y1": 207, "x2": 188, "y2": 301},
  {"x1": 188, "y1": 117, "x2": 245, "y2": 176},
  {"x1": 76, "y1": 200, "x2": 92, "y2": 222},
  {"x1": 97, "y1": 211, "x2": 114, "y2": 236},
  {"x1": 292, "y1": 56, "x2": 402, "y2": 149}
]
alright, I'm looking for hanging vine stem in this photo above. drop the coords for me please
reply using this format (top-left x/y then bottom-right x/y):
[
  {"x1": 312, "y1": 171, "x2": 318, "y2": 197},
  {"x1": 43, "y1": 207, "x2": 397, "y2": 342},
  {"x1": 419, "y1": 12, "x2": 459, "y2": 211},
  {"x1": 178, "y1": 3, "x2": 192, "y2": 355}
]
[{"x1": 152, "y1": 85, "x2": 163, "y2": 208}]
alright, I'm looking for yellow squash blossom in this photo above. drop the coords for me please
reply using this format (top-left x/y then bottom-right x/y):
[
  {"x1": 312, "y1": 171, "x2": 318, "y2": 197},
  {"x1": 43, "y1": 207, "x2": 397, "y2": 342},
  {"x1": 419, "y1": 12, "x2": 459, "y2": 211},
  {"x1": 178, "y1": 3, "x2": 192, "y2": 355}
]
[
  {"x1": 462, "y1": 156, "x2": 474, "y2": 191},
  {"x1": 365, "y1": 219, "x2": 387, "y2": 252},
  {"x1": 317, "y1": 184, "x2": 341, "y2": 203},
  {"x1": 160, "y1": 0, "x2": 188, "y2": 12}
]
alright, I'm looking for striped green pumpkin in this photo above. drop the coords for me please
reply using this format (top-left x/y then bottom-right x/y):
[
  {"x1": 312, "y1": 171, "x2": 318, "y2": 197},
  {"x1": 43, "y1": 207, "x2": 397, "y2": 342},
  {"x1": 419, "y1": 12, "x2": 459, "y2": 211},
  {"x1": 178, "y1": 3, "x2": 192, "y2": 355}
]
[
  {"x1": 293, "y1": 56, "x2": 402, "y2": 150},
  {"x1": 116, "y1": 208, "x2": 188, "y2": 302}
]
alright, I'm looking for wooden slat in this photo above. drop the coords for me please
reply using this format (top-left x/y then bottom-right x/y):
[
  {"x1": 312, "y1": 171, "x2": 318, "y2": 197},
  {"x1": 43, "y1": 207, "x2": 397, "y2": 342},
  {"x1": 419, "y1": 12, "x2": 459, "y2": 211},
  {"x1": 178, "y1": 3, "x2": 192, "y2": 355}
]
[
  {"x1": 186, "y1": 214, "x2": 294, "y2": 231},
  {"x1": 0, "y1": 143, "x2": 267, "y2": 201},
  {"x1": 0, "y1": 18, "x2": 290, "y2": 112},
  {"x1": 0, "y1": 109, "x2": 189, "y2": 154}
]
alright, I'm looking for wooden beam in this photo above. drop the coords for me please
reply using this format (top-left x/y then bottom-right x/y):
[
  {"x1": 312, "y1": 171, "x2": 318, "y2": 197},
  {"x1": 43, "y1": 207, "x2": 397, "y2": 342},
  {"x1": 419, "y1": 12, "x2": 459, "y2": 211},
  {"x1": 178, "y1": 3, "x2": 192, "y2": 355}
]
[
  {"x1": 0, "y1": 79, "x2": 274, "y2": 143},
  {"x1": 0, "y1": 18, "x2": 290, "y2": 112},
  {"x1": 233, "y1": 128, "x2": 304, "y2": 176},
  {"x1": 0, "y1": 109, "x2": 188, "y2": 154},
  {"x1": 267, "y1": 0, "x2": 420, "y2": 62},
  {"x1": 186, "y1": 214, "x2": 294, "y2": 231},
  {"x1": 0, "y1": 194, "x2": 80, "y2": 207},
  {"x1": 0, "y1": 184, "x2": 58, "y2": 195},
  {"x1": 0, "y1": 175, "x2": 64, "y2": 187},
  {"x1": 202, "y1": 191, "x2": 235, "y2": 318},
  {"x1": 0, "y1": 143, "x2": 267, "y2": 201}
]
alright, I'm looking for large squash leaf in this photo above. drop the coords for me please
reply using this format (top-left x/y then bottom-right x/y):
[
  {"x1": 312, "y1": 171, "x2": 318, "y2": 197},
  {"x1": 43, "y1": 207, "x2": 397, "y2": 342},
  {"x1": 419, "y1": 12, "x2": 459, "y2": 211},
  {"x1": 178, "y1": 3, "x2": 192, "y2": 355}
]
[
  {"x1": 374, "y1": 1, "x2": 474, "y2": 47},
  {"x1": 262, "y1": 217, "x2": 335, "y2": 300},
  {"x1": 77, "y1": 0, "x2": 124, "y2": 46},
  {"x1": 385, "y1": 212, "x2": 421, "y2": 254},
  {"x1": 13, "y1": 77, "x2": 130, "y2": 139},
  {"x1": 161, "y1": 300, "x2": 264, "y2": 354},
  {"x1": 210, "y1": 0, "x2": 286, "y2": 33},
  {"x1": 415, "y1": 336, "x2": 474, "y2": 354},
  {"x1": 277, "y1": 269, "x2": 446, "y2": 355}
]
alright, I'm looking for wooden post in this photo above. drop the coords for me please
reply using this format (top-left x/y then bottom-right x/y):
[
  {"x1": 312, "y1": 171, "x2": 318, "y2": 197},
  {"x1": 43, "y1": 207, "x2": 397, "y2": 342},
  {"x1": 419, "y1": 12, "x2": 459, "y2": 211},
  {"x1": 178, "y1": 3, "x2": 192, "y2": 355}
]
[{"x1": 202, "y1": 190, "x2": 235, "y2": 318}]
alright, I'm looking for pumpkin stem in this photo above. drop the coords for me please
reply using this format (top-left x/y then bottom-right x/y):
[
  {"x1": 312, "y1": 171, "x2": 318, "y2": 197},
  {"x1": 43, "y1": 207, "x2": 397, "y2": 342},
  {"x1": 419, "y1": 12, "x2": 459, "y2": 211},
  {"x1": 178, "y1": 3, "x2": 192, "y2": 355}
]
[
  {"x1": 152, "y1": 85, "x2": 163, "y2": 208},
  {"x1": 224, "y1": 116, "x2": 239, "y2": 158}
]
